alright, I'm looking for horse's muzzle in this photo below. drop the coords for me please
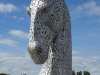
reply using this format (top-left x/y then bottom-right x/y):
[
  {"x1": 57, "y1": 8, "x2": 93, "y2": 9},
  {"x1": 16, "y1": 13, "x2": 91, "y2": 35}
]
[{"x1": 28, "y1": 46, "x2": 47, "y2": 64}]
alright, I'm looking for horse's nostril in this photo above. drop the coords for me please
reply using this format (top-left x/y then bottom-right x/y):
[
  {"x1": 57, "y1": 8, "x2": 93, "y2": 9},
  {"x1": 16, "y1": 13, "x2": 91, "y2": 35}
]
[
  {"x1": 35, "y1": 47, "x2": 43, "y2": 54},
  {"x1": 28, "y1": 46, "x2": 42, "y2": 53}
]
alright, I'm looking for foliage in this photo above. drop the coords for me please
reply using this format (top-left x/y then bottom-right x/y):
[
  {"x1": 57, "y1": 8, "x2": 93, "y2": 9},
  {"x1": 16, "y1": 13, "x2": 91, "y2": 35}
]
[
  {"x1": 72, "y1": 71, "x2": 91, "y2": 75},
  {"x1": 0, "y1": 73, "x2": 10, "y2": 75},
  {"x1": 0, "y1": 71, "x2": 91, "y2": 75},
  {"x1": 84, "y1": 71, "x2": 91, "y2": 75},
  {"x1": 77, "y1": 71, "x2": 82, "y2": 75},
  {"x1": 72, "y1": 70, "x2": 76, "y2": 75}
]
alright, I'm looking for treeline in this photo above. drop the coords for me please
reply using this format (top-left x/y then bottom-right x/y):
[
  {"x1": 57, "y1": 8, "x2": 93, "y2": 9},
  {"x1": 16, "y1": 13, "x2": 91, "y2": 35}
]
[
  {"x1": 0, "y1": 71, "x2": 91, "y2": 75},
  {"x1": 0, "y1": 73, "x2": 10, "y2": 75},
  {"x1": 73, "y1": 71, "x2": 91, "y2": 75},
  {"x1": 0, "y1": 73, "x2": 26, "y2": 75}
]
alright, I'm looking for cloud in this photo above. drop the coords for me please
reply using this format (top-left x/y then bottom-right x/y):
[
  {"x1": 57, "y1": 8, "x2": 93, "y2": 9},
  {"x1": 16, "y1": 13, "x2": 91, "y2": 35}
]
[
  {"x1": 0, "y1": 51, "x2": 41, "y2": 75},
  {"x1": 0, "y1": 37, "x2": 17, "y2": 46},
  {"x1": 9, "y1": 30, "x2": 29, "y2": 39},
  {"x1": 12, "y1": 16, "x2": 25, "y2": 21},
  {"x1": 0, "y1": 3, "x2": 18, "y2": 13},
  {"x1": 72, "y1": 49, "x2": 100, "y2": 75},
  {"x1": 12, "y1": 16, "x2": 17, "y2": 19},
  {"x1": 19, "y1": 17, "x2": 24, "y2": 21},
  {"x1": 1, "y1": 50, "x2": 99, "y2": 75},
  {"x1": 74, "y1": 0, "x2": 100, "y2": 16}
]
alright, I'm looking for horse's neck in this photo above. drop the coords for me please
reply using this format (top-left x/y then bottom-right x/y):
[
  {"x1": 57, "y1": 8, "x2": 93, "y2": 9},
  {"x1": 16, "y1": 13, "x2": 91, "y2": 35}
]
[{"x1": 40, "y1": 30, "x2": 72, "y2": 75}]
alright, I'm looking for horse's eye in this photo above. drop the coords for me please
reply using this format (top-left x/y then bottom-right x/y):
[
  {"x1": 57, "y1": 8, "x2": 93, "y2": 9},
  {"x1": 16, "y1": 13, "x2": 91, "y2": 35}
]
[
  {"x1": 43, "y1": 7, "x2": 47, "y2": 12},
  {"x1": 42, "y1": 6, "x2": 49, "y2": 12}
]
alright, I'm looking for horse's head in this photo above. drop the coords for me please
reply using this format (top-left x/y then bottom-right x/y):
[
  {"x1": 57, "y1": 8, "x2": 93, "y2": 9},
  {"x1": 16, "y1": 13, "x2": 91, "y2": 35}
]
[{"x1": 27, "y1": 0, "x2": 68, "y2": 64}]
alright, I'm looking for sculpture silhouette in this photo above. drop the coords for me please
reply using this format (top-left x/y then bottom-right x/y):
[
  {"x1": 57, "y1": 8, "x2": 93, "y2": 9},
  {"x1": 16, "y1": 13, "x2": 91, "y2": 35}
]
[{"x1": 27, "y1": 0, "x2": 72, "y2": 75}]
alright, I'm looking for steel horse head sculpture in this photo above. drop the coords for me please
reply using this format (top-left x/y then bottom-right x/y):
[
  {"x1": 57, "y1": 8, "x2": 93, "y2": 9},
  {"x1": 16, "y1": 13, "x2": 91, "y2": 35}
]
[{"x1": 27, "y1": 0, "x2": 72, "y2": 75}]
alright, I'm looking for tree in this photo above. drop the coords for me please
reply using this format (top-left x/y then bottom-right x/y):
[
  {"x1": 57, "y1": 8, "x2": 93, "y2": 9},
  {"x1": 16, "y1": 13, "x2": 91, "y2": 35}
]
[
  {"x1": 72, "y1": 70, "x2": 91, "y2": 75},
  {"x1": 72, "y1": 70, "x2": 76, "y2": 75},
  {"x1": 77, "y1": 71, "x2": 82, "y2": 75},
  {"x1": 84, "y1": 71, "x2": 91, "y2": 75},
  {"x1": 0, "y1": 73, "x2": 10, "y2": 75}
]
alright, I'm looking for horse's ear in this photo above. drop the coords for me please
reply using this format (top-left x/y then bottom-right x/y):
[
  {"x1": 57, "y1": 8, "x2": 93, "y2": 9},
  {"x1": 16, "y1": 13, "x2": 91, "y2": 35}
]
[{"x1": 27, "y1": 6, "x2": 31, "y2": 16}]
